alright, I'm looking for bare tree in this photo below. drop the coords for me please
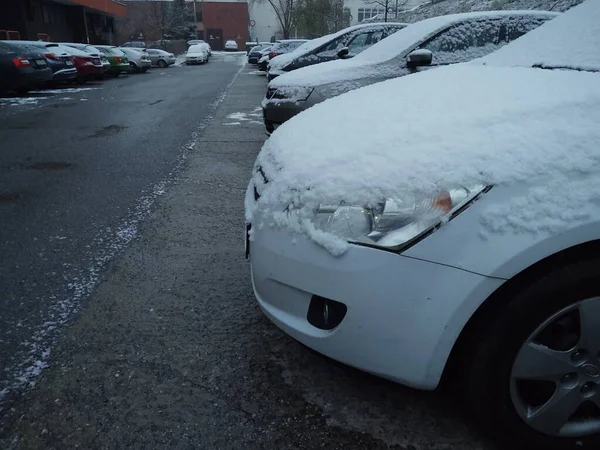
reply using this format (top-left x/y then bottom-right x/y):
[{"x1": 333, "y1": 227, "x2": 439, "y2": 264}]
[
  {"x1": 265, "y1": 0, "x2": 296, "y2": 39},
  {"x1": 363, "y1": 0, "x2": 408, "y2": 22}
]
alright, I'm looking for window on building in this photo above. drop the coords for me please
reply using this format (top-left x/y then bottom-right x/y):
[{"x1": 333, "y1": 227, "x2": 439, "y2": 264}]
[{"x1": 357, "y1": 8, "x2": 387, "y2": 22}]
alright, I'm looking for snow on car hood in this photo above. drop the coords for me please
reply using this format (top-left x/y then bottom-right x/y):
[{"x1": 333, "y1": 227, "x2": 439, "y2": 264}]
[
  {"x1": 247, "y1": 64, "x2": 600, "y2": 253},
  {"x1": 269, "y1": 10, "x2": 558, "y2": 90}
]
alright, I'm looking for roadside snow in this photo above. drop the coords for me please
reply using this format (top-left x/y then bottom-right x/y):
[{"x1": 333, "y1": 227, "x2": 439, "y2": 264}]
[
  {"x1": 247, "y1": 63, "x2": 600, "y2": 253},
  {"x1": 0, "y1": 97, "x2": 48, "y2": 106},
  {"x1": 30, "y1": 88, "x2": 98, "y2": 94}
]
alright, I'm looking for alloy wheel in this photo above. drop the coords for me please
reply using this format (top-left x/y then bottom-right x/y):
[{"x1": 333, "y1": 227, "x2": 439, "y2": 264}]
[{"x1": 510, "y1": 297, "x2": 600, "y2": 437}]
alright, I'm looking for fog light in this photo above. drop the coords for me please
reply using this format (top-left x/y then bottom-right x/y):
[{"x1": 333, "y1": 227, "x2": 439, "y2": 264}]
[{"x1": 307, "y1": 295, "x2": 347, "y2": 330}]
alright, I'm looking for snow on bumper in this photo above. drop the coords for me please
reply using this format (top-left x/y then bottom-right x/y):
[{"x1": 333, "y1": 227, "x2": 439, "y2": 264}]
[{"x1": 249, "y1": 217, "x2": 504, "y2": 389}]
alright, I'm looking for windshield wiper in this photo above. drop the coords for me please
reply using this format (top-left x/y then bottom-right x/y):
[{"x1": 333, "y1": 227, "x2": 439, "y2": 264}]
[{"x1": 532, "y1": 63, "x2": 599, "y2": 73}]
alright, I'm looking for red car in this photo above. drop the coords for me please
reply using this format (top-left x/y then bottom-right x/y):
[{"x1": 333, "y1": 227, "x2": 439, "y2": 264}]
[{"x1": 55, "y1": 44, "x2": 104, "y2": 82}]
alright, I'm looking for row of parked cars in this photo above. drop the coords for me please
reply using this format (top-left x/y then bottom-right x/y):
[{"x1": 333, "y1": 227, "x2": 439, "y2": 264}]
[
  {"x1": 0, "y1": 40, "x2": 177, "y2": 95},
  {"x1": 246, "y1": 2, "x2": 600, "y2": 449}
]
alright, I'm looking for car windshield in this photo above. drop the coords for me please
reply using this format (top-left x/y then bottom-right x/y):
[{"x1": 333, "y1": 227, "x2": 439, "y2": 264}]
[{"x1": 188, "y1": 45, "x2": 205, "y2": 53}]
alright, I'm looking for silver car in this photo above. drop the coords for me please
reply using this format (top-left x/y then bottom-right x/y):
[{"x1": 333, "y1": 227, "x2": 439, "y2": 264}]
[
  {"x1": 119, "y1": 47, "x2": 152, "y2": 73},
  {"x1": 262, "y1": 10, "x2": 558, "y2": 134},
  {"x1": 147, "y1": 49, "x2": 176, "y2": 68}
]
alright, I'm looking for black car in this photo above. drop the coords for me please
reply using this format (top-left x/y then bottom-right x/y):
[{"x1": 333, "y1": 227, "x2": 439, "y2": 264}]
[
  {"x1": 0, "y1": 41, "x2": 53, "y2": 95},
  {"x1": 8, "y1": 41, "x2": 77, "y2": 83},
  {"x1": 247, "y1": 44, "x2": 270, "y2": 64}
]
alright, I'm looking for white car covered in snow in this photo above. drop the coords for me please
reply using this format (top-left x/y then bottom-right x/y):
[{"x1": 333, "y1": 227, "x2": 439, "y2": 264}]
[
  {"x1": 186, "y1": 44, "x2": 209, "y2": 65},
  {"x1": 262, "y1": 9, "x2": 558, "y2": 134},
  {"x1": 247, "y1": 1, "x2": 600, "y2": 448},
  {"x1": 224, "y1": 40, "x2": 238, "y2": 51}
]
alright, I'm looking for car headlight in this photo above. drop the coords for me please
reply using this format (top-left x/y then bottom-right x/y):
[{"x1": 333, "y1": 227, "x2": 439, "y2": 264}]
[{"x1": 312, "y1": 185, "x2": 486, "y2": 250}]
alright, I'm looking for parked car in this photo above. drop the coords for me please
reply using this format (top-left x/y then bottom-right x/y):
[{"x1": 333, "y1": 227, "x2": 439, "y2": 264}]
[
  {"x1": 120, "y1": 47, "x2": 151, "y2": 73},
  {"x1": 0, "y1": 41, "x2": 53, "y2": 94},
  {"x1": 224, "y1": 40, "x2": 239, "y2": 51},
  {"x1": 146, "y1": 49, "x2": 176, "y2": 68},
  {"x1": 187, "y1": 39, "x2": 211, "y2": 56},
  {"x1": 245, "y1": 41, "x2": 270, "y2": 54},
  {"x1": 257, "y1": 47, "x2": 273, "y2": 71},
  {"x1": 120, "y1": 41, "x2": 146, "y2": 48},
  {"x1": 267, "y1": 39, "x2": 309, "y2": 60},
  {"x1": 61, "y1": 43, "x2": 111, "y2": 77},
  {"x1": 6, "y1": 41, "x2": 77, "y2": 84},
  {"x1": 95, "y1": 45, "x2": 130, "y2": 77},
  {"x1": 262, "y1": 10, "x2": 559, "y2": 134},
  {"x1": 246, "y1": 2, "x2": 600, "y2": 449},
  {"x1": 267, "y1": 23, "x2": 407, "y2": 80},
  {"x1": 54, "y1": 44, "x2": 104, "y2": 83},
  {"x1": 248, "y1": 44, "x2": 271, "y2": 64},
  {"x1": 185, "y1": 44, "x2": 208, "y2": 65}
]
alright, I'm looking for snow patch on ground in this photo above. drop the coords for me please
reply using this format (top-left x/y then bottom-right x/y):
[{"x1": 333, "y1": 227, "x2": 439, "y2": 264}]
[
  {"x1": 0, "y1": 97, "x2": 48, "y2": 106},
  {"x1": 30, "y1": 88, "x2": 98, "y2": 94},
  {"x1": 224, "y1": 107, "x2": 262, "y2": 125}
]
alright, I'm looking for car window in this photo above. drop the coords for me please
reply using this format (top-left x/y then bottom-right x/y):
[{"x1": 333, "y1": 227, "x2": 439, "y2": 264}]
[
  {"x1": 109, "y1": 48, "x2": 125, "y2": 56},
  {"x1": 346, "y1": 30, "x2": 384, "y2": 57},
  {"x1": 147, "y1": 49, "x2": 157, "y2": 55},
  {"x1": 315, "y1": 36, "x2": 347, "y2": 57},
  {"x1": 419, "y1": 18, "x2": 503, "y2": 65},
  {"x1": 418, "y1": 16, "x2": 550, "y2": 66},
  {"x1": 498, "y1": 16, "x2": 550, "y2": 43},
  {"x1": 97, "y1": 47, "x2": 110, "y2": 55}
]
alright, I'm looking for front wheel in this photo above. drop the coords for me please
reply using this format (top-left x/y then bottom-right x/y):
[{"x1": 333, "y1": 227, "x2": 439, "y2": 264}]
[
  {"x1": 157, "y1": 59, "x2": 167, "y2": 68},
  {"x1": 466, "y1": 260, "x2": 600, "y2": 449}
]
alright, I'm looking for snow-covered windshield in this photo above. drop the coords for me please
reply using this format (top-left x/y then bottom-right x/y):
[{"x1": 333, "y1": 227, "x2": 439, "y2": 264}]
[{"x1": 479, "y1": 0, "x2": 600, "y2": 71}]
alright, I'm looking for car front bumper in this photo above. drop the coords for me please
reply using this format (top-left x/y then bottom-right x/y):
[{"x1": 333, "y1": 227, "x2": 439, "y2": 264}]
[{"x1": 249, "y1": 213, "x2": 503, "y2": 389}]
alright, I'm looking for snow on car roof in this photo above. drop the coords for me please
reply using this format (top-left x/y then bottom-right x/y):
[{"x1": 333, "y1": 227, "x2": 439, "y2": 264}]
[
  {"x1": 479, "y1": 0, "x2": 600, "y2": 71},
  {"x1": 248, "y1": 4, "x2": 600, "y2": 252},
  {"x1": 269, "y1": 9, "x2": 558, "y2": 88}
]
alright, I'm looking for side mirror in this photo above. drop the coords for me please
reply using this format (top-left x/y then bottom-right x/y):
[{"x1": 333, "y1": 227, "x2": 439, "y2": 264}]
[
  {"x1": 406, "y1": 49, "x2": 433, "y2": 68},
  {"x1": 337, "y1": 47, "x2": 349, "y2": 59}
]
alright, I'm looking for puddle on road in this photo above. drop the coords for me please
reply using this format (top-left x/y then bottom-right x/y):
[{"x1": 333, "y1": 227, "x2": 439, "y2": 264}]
[
  {"x1": 0, "y1": 191, "x2": 22, "y2": 203},
  {"x1": 89, "y1": 124, "x2": 128, "y2": 138},
  {"x1": 27, "y1": 161, "x2": 71, "y2": 170}
]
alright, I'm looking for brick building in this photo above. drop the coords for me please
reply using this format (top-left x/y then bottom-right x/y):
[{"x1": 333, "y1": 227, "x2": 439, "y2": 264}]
[
  {"x1": 0, "y1": 0, "x2": 127, "y2": 44},
  {"x1": 117, "y1": 0, "x2": 249, "y2": 51}
]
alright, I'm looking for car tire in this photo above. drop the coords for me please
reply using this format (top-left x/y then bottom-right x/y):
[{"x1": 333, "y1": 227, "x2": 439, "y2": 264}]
[
  {"x1": 157, "y1": 59, "x2": 167, "y2": 68},
  {"x1": 465, "y1": 259, "x2": 600, "y2": 449}
]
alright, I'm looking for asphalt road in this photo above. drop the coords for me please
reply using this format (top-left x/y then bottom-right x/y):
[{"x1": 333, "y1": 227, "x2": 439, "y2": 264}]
[
  {"x1": 1, "y1": 56, "x2": 498, "y2": 449},
  {"x1": 0, "y1": 55, "x2": 244, "y2": 405}
]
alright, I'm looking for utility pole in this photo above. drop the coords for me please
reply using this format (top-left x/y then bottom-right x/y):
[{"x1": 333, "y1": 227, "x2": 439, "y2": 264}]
[{"x1": 192, "y1": 0, "x2": 198, "y2": 39}]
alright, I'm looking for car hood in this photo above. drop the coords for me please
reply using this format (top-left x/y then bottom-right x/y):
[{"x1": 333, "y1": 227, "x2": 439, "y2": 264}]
[
  {"x1": 248, "y1": 64, "x2": 600, "y2": 247},
  {"x1": 187, "y1": 51, "x2": 206, "y2": 57}
]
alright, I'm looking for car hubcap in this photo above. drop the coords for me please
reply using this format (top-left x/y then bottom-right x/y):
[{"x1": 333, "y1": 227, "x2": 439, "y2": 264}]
[{"x1": 510, "y1": 297, "x2": 600, "y2": 437}]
